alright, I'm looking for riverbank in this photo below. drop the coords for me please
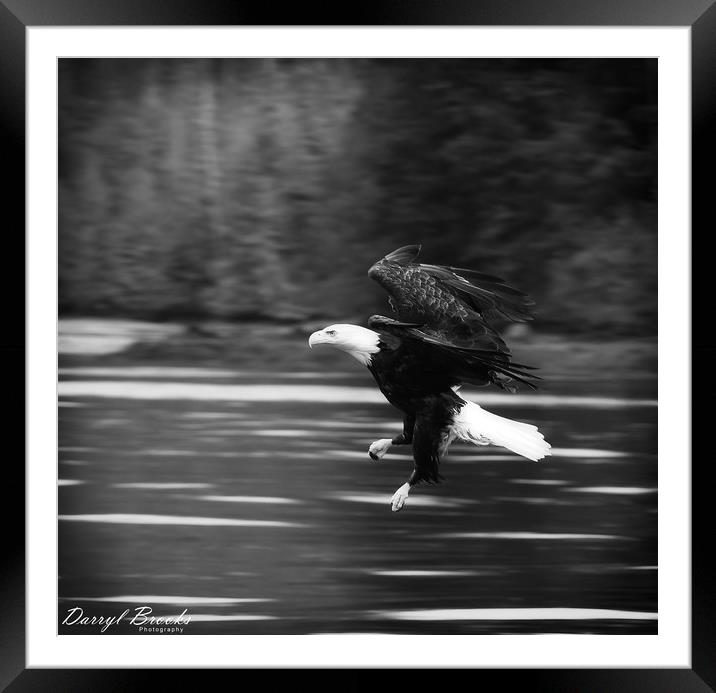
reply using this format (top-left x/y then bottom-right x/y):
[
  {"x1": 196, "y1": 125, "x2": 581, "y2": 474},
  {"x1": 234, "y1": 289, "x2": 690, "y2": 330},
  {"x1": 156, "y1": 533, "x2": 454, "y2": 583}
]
[{"x1": 58, "y1": 318, "x2": 657, "y2": 397}]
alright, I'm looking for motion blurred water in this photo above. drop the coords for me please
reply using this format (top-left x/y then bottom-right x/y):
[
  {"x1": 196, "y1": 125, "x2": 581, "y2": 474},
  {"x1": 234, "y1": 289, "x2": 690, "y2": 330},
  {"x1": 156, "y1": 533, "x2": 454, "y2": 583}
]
[{"x1": 57, "y1": 364, "x2": 657, "y2": 635}]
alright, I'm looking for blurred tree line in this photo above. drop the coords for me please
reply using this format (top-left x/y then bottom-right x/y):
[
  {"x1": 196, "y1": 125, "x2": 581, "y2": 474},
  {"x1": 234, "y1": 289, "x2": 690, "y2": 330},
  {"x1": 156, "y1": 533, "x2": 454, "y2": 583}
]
[{"x1": 58, "y1": 58, "x2": 656, "y2": 336}]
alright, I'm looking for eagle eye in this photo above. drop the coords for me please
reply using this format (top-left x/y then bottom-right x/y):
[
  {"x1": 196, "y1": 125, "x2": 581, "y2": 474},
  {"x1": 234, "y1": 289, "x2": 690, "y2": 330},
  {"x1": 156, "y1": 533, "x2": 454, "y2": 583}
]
[{"x1": 326, "y1": 329, "x2": 336, "y2": 336}]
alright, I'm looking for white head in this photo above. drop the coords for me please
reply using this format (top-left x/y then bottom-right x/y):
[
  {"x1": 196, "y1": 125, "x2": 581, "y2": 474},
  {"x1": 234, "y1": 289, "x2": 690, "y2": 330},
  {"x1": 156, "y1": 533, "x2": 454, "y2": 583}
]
[{"x1": 308, "y1": 324, "x2": 381, "y2": 366}]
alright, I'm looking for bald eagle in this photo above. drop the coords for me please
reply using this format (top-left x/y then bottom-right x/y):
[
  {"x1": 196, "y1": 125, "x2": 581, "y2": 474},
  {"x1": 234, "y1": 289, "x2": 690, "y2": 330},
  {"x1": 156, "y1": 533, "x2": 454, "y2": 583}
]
[{"x1": 309, "y1": 245, "x2": 551, "y2": 511}]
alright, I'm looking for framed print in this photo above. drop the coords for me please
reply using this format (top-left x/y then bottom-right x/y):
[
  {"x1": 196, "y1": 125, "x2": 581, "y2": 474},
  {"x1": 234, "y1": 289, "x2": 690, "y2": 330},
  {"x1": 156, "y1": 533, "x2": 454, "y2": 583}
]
[{"x1": 5, "y1": 0, "x2": 708, "y2": 690}]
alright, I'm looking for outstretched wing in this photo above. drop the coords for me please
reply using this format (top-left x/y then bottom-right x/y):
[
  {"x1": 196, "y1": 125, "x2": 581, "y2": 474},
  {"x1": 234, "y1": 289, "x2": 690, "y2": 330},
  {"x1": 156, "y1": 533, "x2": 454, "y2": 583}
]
[{"x1": 368, "y1": 245, "x2": 535, "y2": 354}]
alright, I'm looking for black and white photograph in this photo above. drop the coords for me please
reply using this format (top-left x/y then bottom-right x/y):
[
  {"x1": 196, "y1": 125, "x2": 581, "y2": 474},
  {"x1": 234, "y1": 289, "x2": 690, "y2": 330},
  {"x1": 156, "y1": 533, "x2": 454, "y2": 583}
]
[{"x1": 56, "y1": 56, "x2": 659, "y2": 637}]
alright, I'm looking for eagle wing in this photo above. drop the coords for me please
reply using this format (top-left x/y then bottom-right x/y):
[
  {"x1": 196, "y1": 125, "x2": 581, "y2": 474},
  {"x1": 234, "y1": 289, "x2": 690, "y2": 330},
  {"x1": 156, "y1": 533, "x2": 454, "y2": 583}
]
[
  {"x1": 368, "y1": 315, "x2": 539, "y2": 391},
  {"x1": 368, "y1": 245, "x2": 535, "y2": 354}
]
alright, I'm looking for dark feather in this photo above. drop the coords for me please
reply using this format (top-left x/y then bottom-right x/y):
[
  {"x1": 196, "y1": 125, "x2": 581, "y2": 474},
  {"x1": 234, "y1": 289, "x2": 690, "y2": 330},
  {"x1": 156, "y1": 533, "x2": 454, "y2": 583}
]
[
  {"x1": 368, "y1": 315, "x2": 424, "y2": 330},
  {"x1": 383, "y1": 244, "x2": 422, "y2": 264},
  {"x1": 420, "y1": 264, "x2": 506, "y2": 285},
  {"x1": 369, "y1": 316, "x2": 540, "y2": 392},
  {"x1": 440, "y1": 277, "x2": 535, "y2": 323},
  {"x1": 367, "y1": 246, "x2": 541, "y2": 392}
]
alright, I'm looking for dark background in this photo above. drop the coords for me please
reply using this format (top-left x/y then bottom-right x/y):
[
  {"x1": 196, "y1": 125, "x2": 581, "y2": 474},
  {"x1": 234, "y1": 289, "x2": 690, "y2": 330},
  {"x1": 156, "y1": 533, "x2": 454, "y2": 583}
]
[{"x1": 58, "y1": 58, "x2": 656, "y2": 339}]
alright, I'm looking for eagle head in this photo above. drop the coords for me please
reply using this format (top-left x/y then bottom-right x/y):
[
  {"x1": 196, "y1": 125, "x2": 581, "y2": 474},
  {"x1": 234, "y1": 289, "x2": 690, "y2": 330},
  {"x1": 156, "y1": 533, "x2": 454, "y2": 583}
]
[{"x1": 308, "y1": 324, "x2": 380, "y2": 366}]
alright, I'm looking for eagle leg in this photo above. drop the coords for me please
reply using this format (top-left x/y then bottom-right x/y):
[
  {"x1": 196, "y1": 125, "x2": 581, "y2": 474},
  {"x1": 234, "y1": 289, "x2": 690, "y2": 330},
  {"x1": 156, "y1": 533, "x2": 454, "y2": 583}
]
[
  {"x1": 391, "y1": 464, "x2": 428, "y2": 512},
  {"x1": 389, "y1": 402, "x2": 451, "y2": 511},
  {"x1": 368, "y1": 414, "x2": 415, "y2": 461}
]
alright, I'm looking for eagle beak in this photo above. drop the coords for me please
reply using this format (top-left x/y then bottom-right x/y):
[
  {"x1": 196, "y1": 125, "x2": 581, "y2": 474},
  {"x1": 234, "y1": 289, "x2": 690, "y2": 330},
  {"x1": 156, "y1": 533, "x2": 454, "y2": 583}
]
[{"x1": 308, "y1": 331, "x2": 323, "y2": 349}]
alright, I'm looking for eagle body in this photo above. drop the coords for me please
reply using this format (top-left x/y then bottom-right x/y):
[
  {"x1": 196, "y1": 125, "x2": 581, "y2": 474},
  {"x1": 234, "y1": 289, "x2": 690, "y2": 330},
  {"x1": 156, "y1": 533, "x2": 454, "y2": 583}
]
[
  {"x1": 367, "y1": 334, "x2": 464, "y2": 485},
  {"x1": 367, "y1": 329, "x2": 464, "y2": 404},
  {"x1": 309, "y1": 245, "x2": 551, "y2": 511}
]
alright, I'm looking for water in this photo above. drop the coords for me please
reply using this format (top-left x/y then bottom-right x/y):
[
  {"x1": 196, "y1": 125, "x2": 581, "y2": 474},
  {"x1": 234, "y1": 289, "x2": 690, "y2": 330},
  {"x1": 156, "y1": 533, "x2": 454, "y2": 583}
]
[{"x1": 58, "y1": 367, "x2": 657, "y2": 635}]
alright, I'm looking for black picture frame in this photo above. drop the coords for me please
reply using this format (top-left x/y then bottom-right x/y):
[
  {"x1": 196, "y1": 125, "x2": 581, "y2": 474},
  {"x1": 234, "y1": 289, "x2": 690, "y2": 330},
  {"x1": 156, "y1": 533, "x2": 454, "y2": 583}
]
[{"x1": 4, "y1": 1, "x2": 707, "y2": 690}]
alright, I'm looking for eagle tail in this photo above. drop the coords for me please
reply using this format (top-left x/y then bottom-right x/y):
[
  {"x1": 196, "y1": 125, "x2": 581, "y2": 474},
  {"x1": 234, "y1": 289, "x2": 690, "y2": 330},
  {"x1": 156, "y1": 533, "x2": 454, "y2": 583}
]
[{"x1": 452, "y1": 401, "x2": 551, "y2": 462}]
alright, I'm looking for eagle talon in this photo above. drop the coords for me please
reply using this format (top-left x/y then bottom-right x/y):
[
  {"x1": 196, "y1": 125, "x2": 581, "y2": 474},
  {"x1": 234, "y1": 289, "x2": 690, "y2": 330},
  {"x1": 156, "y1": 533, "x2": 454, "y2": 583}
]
[
  {"x1": 368, "y1": 438, "x2": 392, "y2": 461},
  {"x1": 390, "y1": 483, "x2": 411, "y2": 512}
]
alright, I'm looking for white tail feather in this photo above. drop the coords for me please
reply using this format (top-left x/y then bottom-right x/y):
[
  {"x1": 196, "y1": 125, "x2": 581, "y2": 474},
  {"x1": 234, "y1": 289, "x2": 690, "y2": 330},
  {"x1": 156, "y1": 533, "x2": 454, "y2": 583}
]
[{"x1": 452, "y1": 401, "x2": 551, "y2": 461}]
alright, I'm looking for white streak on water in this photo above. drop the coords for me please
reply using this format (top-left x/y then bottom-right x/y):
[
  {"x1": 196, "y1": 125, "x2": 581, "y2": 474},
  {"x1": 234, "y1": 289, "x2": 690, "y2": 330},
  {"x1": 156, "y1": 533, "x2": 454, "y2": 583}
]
[
  {"x1": 61, "y1": 595, "x2": 272, "y2": 605},
  {"x1": 373, "y1": 607, "x2": 657, "y2": 621},
  {"x1": 59, "y1": 513, "x2": 306, "y2": 528},
  {"x1": 59, "y1": 366, "x2": 353, "y2": 380},
  {"x1": 251, "y1": 430, "x2": 317, "y2": 437},
  {"x1": 101, "y1": 449, "x2": 272, "y2": 459},
  {"x1": 440, "y1": 531, "x2": 625, "y2": 540},
  {"x1": 60, "y1": 367, "x2": 238, "y2": 378},
  {"x1": 58, "y1": 479, "x2": 85, "y2": 486},
  {"x1": 327, "y1": 447, "x2": 629, "y2": 462},
  {"x1": 450, "y1": 448, "x2": 637, "y2": 462},
  {"x1": 59, "y1": 335, "x2": 137, "y2": 355},
  {"x1": 549, "y1": 448, "x2": 631, "y2": 458},
  {"x1": 137, "y1": 449, "x2": 197, "y2": 457},
  {"x1": 57, "y1": 381, "x2": 657, "y2": 408},
  {"x1": 152, "y1": 450, "x2": 237, "y2": 458},
  {"x1": 199, "y1": 495, "x2": 300, "y2": 505},
  {"x1": 114, "y1": 483, "x2": 213, "y2": 490},
  {"x1": 329, "y1": 450, "x2": 393, "y2": 460},
  {"x1": 509, "y1": 479, "x2": 569, "y2": 485},
  {"x1": 246, "y1": 451, "x2": 324, "y2": 460},
  {"x1": 368, "y1": 570, "x2": 482, "y2": 577},
  {"x1": 308, "y1": 632, "x2": 396, "y2": 636},
  {"x1": 290, "y1": 420, "x2": 400, "y2": 430},
  {"x1": 202, "y1": 426, "x2": 257, "y2": 434},
  {"x1": 448, "y1": 455, "x2": 522, "y2": 462},
  {"x1": 565, "y1": 486, "x2": 657, "y2": 495},
  {"x1": 331, "y1": 492, "x2": 473, "y2": 508},
  {"x1": 495, "y1": 497, "x2": 576, "y2": 507},
  {"x1": 182, "y1": 614, "x2": 277, "y2": 622}
]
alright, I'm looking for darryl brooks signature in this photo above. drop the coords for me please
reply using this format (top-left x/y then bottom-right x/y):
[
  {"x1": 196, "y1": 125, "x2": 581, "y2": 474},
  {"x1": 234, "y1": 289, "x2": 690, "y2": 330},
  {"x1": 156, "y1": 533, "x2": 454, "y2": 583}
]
[{"x1": 61, "y1": 606, "x2": 191, "y2": 633}]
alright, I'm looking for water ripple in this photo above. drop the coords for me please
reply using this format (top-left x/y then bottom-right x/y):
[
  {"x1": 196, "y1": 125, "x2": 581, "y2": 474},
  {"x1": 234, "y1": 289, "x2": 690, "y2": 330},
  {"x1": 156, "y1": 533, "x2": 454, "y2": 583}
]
[
  {"x1": 439, "y1": 531, "x2": 626, "y2": 540},
  {"x1": 509, "y1": 479, "x2": 569, "y2": 486},
  {"x1": 330, "y1": 492, "x2": 474, "y2": 508},
  {"x1": 368, "y1": 570, "x2": 485, "y2": 577},
  {"x1": 549, "y1": 448, "x2": 631, "y2": 458},
  {"x1": 57, "y1": 381, "x2": 657, "y2": 408},
  {"x1": 372, "y1": 607, "x2": 657, "y2": 621},
  {"x1": 565, "y1": 486, "x2": 657, "y2": 495},
  {"x1": 114, "y1": 483, "x2": 213, "y2": 490},
  {"x1": 60, "y1": 595, "x2": 272, "y2": 605},
  {"x1": 199, "y1": 495, "x2": 301, "y2": 505},
  {"x1": 59, "y1": 513, "x2": 307, "y2": 528},
  {"x1": 185, "y1": 614, "x2": 278, "y2": 622}
]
